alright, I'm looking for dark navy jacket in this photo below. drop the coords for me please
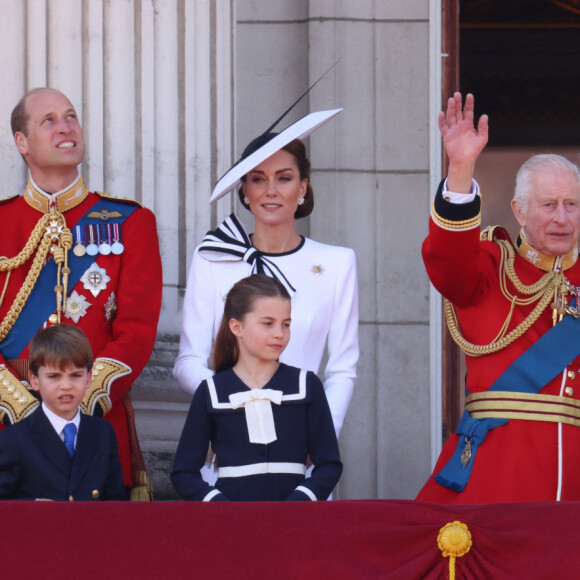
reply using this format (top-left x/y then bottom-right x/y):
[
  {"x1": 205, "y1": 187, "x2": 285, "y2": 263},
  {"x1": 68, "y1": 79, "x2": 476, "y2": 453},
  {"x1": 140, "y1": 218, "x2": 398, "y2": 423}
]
[
  {"x1": 172, "y1": 364, "x2": 342, "y2": 501},
  {"x1": 0, "y1": 407, "x2": 126, "y2": 501}
]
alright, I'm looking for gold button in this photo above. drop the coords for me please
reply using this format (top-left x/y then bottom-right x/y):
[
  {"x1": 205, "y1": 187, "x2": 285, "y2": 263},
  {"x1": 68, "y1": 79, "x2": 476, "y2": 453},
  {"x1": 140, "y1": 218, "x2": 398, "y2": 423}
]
[
  {"x1": 565, "y1": 386, "x2": 574, "y2": 396},
  {"x1": 92, "y1": 490, "x2": 100, "y2": 499},
  {"x1": 48, "y1": 314, "x2": 58, "y2": 324},
  {"x1": 568, "y1": 371, "x2": 576, "y2": 380},
  {"x1": 69, "y1": 495, "x2": 74, "y2": 502}
]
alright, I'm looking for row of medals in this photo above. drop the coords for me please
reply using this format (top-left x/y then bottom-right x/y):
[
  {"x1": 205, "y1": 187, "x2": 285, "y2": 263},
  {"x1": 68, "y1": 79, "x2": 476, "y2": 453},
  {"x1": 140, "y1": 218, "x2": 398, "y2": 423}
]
[{"x1": 73, "y1": 224, "x2": 124, "y2": 257}]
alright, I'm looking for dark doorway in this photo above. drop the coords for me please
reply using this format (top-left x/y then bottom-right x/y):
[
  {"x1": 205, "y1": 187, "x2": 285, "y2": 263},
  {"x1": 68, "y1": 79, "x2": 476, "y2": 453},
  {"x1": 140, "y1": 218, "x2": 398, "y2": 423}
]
[{"x1": 461, "y1": 0, "x2": 580, "y2": 147}]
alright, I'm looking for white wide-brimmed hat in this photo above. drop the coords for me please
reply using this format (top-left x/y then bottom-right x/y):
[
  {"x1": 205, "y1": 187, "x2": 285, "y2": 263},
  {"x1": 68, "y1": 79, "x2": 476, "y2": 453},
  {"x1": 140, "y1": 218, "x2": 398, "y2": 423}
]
[{"x1": 209, "y1": 108, "x2": 343, "y2": 204}]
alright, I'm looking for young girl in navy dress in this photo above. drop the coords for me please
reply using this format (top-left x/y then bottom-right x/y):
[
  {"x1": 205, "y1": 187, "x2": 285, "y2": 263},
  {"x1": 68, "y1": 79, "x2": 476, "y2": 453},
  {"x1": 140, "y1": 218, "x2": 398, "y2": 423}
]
[{"x1": 171, "y1": 274, "x2": 342, "y2": 501}]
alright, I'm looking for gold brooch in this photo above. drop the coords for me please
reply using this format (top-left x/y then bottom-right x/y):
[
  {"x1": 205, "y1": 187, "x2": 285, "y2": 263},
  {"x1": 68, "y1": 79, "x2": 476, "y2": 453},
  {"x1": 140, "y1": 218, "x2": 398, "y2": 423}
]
[
  {"x1": 311, "y1": 265, "x2": 324, "y2": 276},
  {"x1": 104, "y1": 292, "x2": 118, "y2": 322}
]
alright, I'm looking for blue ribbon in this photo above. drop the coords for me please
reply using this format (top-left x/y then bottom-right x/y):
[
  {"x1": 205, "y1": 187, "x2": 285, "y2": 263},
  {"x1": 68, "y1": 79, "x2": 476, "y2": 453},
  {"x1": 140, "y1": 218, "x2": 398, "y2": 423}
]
[
  {"x1": 0, "y1": 199, "x2": 137, "y2": 359},
  {"x1": 436, "y1": 301, "x2": 580, "y2": 492}
]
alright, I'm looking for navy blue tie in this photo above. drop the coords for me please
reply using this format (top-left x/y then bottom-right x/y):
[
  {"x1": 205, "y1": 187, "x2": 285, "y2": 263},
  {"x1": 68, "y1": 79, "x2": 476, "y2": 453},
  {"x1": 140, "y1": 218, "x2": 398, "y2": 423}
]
[{"x1": 63, "y1": 423, "x2": 76, "y2": 457}]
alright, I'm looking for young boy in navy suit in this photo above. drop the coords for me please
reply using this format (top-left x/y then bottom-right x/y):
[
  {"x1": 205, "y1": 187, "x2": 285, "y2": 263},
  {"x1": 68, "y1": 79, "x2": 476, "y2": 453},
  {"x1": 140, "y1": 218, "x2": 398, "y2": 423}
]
[{"x1": 0, "y1": 325, "x2": 126, "y2": 500}]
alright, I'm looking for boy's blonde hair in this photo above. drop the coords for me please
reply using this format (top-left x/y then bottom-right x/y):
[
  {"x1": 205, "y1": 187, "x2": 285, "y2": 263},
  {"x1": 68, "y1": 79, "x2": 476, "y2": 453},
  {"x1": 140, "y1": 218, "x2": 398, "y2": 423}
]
[{"x1": 29, "y1": 325, "x2": 93, "y2": 375}]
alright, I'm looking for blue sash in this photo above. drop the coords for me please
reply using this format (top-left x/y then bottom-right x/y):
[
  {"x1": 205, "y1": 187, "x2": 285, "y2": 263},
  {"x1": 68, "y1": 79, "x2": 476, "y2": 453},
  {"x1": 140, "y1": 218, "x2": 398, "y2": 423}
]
[
  {"x1": 435, "y1": 307, "x2": 580, "y2": 492},
  {"x1": 0, "y1": 199, "x2": 137, "y2": 359}
]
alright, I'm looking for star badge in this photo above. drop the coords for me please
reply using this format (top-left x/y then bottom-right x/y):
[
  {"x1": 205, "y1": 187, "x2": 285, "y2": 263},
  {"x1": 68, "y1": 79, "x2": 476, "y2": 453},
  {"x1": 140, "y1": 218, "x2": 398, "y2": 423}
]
[
  {"x1": 65, "y1": 290, "x2": 92, "y2": 323},
  {"x1": 45, "y1": 221, "x2": 64, "y2": 240},
  {"x1": 81, "y1": 263, "x2": 111, "y2": 297}
]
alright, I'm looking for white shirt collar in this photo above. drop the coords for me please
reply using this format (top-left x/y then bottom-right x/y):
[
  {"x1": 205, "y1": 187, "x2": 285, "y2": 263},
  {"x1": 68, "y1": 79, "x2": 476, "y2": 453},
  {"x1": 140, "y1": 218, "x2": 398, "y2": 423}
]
[{"x1": 42, "y1": 402, "x2": 81, "y2": 440}]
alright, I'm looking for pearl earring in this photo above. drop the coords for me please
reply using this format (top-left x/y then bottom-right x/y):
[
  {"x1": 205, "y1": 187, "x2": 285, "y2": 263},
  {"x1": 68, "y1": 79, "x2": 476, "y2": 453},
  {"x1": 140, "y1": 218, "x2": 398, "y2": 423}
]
[
  {"x1": 244, "y1": 196, "x2": 250, "y2": 205},
  {"x1": 297, "y1": 197, "x2": 305, "y2": 206}
]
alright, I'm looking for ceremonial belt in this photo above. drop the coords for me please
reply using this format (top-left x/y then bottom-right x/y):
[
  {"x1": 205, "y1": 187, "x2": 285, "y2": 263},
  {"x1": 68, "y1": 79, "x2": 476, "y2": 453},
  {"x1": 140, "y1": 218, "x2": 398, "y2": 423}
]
[
  {"x1": 466, "y1": 391, "x2": 580, "y2": 428},
  {"x1": 435, "y1": 304, "x2": 580, "y2": 492},
  {"x1": 198, "y1": 213, "x2": 297, "y2": 295},
  {"x1": 0, "y1": 199, "x2": 137, "y2": 359},
  {"x1": 218, "y1": 462, "x2": 306, "y2": 478}
]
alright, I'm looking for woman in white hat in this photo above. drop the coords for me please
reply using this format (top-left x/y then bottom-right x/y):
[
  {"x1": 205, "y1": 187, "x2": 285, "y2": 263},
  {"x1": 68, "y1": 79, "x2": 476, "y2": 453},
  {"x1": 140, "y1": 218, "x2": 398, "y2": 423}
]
[{"x1": 173, "y1": 109, "x2": 359, "y2": 444}]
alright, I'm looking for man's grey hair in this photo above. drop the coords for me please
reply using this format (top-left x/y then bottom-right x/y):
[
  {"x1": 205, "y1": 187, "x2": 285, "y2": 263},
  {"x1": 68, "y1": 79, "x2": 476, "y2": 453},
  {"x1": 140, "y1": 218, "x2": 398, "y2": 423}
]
[{"x1": 513, "y1": 154, "x2": 580, "y2": 214}]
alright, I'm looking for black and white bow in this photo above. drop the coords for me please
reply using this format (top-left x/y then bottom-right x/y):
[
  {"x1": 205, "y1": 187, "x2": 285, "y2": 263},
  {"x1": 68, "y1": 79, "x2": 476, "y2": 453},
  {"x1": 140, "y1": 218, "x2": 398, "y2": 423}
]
[{"x1": 198, "y1": 214, "x2": 296, "y2": 295}]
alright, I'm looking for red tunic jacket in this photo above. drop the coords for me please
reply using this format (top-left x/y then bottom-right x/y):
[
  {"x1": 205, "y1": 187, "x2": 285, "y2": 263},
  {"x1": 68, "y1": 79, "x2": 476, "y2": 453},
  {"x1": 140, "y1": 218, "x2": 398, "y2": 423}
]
[
  {"x1": 418, "y1": 181, "x2": 580, "y2": 503},
  {"x1": 0, "y1": 178, "x2": 162, "y2": 487}
]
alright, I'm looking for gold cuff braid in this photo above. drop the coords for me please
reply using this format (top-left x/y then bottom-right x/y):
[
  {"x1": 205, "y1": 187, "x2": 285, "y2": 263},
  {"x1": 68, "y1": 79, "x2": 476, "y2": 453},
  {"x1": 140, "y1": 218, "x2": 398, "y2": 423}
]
[{"x1": 81, "y1": 358, "x2": 131, "y2": 416}]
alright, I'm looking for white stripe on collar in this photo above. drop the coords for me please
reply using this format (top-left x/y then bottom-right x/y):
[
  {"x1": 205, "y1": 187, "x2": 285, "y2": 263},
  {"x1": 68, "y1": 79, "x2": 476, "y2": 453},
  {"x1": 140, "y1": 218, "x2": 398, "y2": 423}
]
[{"x1": 206, "y1": 369, "x2": 307, "y2": 410}]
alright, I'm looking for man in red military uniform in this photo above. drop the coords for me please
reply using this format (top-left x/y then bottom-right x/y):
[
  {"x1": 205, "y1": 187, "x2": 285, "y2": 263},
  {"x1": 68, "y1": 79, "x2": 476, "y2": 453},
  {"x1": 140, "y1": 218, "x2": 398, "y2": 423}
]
[
  {"x1": 418, "y1": 92, "x2": 580, "y2": 503},
  {"x1": 0, "y1": 88, "x2": 162, "y2": 499}
]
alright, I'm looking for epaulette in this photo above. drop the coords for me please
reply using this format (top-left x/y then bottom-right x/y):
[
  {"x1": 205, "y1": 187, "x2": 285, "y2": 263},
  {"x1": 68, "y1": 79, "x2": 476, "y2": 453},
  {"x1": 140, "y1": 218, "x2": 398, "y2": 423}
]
[
  {"x1": 0, "y1": 194, "x2": 21, "y2": 206},
  {"x1": 480, "y1": 225, "x2": 513, "y2": 245},
  {"x1": 95, "y1": 190, "x2": 143, "y2": 208}
]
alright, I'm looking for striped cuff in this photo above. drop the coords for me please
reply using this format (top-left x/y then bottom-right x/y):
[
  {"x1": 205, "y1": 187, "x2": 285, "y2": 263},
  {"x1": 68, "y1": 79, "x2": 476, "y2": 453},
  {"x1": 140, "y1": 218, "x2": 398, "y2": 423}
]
[
  {"x1": 295, "y1": 485, "x2": 317, "y2": 501},
  {"x1": 202, "y1": 489, "x2": 223, "y2": 502},
  {"x1": 431, "y1": 180, "x2": 481, "y2": 232}
]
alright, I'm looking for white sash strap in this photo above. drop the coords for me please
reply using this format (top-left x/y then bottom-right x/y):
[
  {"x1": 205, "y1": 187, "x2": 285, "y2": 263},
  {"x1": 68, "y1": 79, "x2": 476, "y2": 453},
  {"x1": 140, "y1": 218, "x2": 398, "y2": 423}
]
[
  {"x1": 229, "y1": 388, "x2": 283, "y2": 444},
  {"x1": 218, "y1": 462, "x2": 306, "y2": 478}
]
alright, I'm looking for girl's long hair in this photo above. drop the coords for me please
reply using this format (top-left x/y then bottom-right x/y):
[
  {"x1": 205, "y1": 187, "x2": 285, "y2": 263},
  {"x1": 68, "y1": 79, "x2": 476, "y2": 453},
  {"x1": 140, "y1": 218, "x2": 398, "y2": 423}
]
[{"x1": 212, "y1": 274, "x2": 291, "y2": 373}]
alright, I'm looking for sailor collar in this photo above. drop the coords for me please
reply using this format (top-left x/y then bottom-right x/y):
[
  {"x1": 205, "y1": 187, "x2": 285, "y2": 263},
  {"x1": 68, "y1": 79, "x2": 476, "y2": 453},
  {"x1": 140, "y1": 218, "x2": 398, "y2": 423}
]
[
  {"x1": 516, "y1": 229, "x2": 578, "y2": 272},
  {"x1": 207, "y1": 365, "x2": 307, "y2": 409},
  {"x1": 24, "y1": 175, "x2": 89, "y2": 214}
]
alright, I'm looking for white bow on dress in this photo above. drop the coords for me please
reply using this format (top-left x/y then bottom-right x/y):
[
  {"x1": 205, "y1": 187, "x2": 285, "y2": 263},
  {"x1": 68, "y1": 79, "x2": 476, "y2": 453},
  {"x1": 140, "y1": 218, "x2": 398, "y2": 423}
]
[{"x1": 229, "y1": 388, "x2": 283, "y2": 444}]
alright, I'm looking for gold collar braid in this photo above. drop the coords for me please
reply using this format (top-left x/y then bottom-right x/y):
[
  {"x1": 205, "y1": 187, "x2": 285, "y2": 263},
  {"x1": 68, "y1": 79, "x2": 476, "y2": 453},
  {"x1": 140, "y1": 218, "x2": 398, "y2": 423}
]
[
  {"x1": 0, "y1": 210, "x2": 73, "y2": 342},
  {"x1": 515, "y1": 229, "x2": 578, "y2": 272},
  {"x1": 445, "y1": 239, "x2": 577, "y2": 357},
  {"x1": 24, "y1": 177, "x2": 89, "y2": 214}
]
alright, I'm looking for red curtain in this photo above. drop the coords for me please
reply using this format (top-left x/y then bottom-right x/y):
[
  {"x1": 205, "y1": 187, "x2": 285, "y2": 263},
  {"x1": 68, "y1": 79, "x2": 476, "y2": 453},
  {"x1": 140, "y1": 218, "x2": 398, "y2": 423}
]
[{"x1": 4, "y1": 499, "x2": 578, "y2": 579}]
